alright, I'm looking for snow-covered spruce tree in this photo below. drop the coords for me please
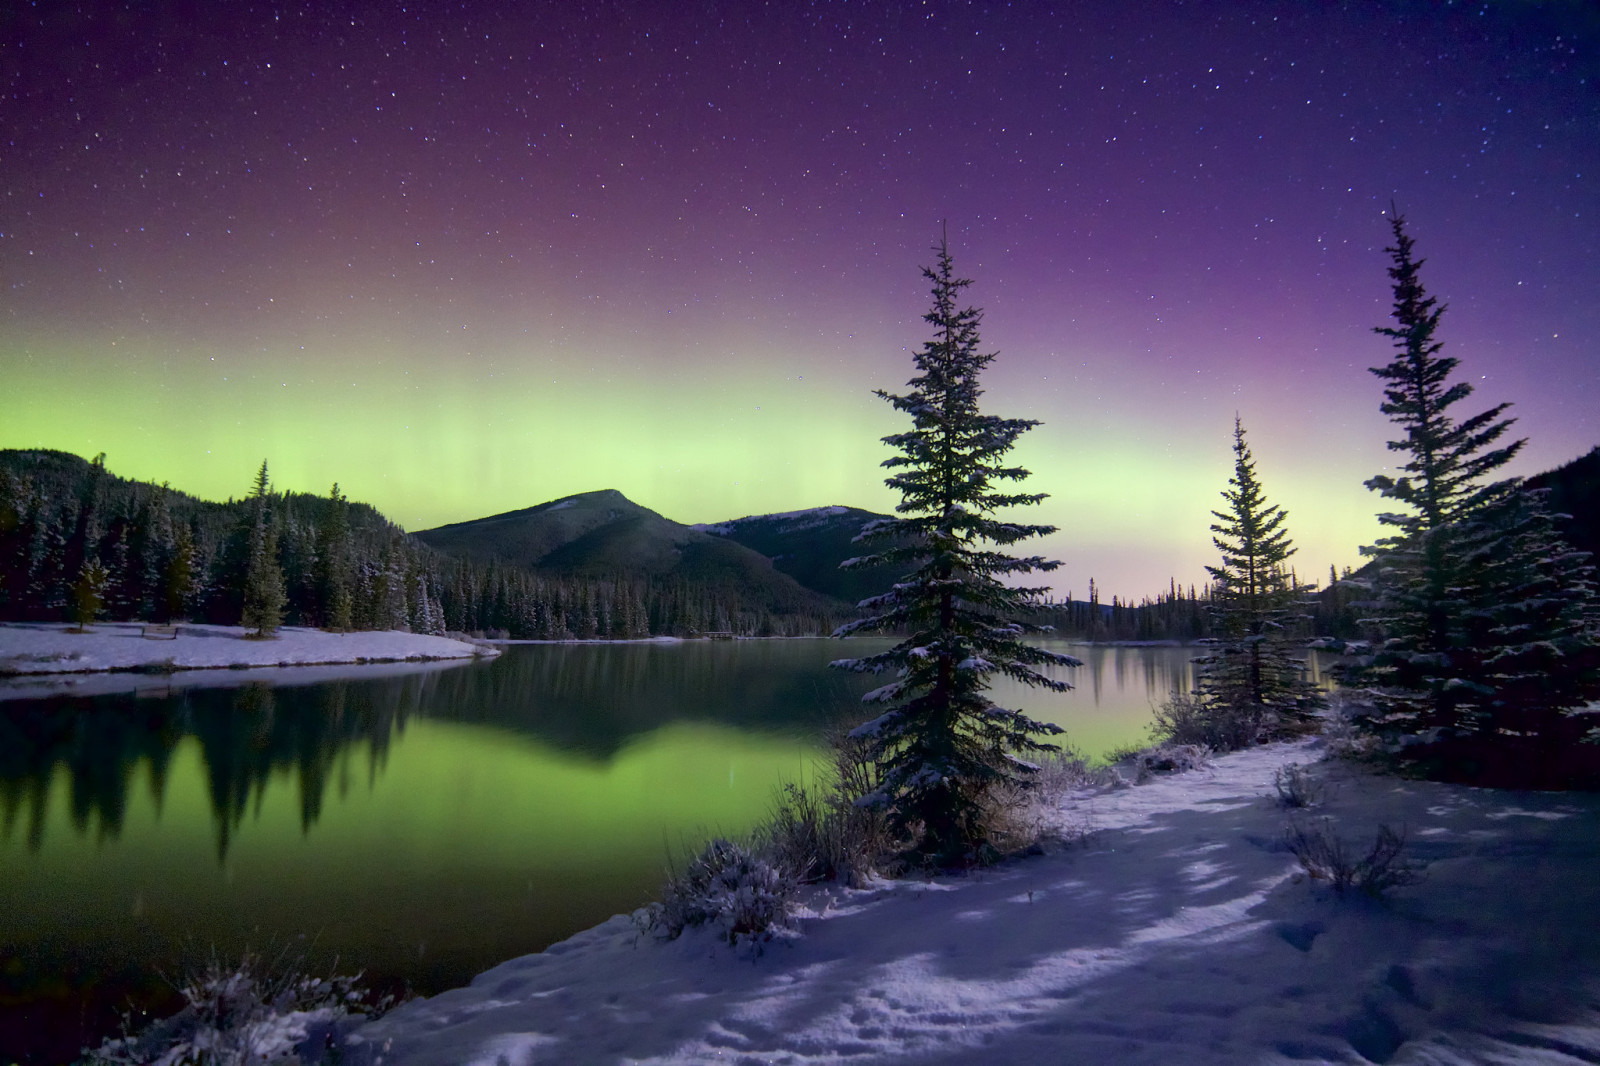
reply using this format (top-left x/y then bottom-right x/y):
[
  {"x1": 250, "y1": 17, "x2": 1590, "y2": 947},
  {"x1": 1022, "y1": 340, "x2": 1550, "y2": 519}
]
[
  {"x1": 831, "y1": 237, "x2": 1079, "y2": 864},
  {"x1": 1349, "y1": 213, "x2": 1600, "y2": 776},
  {"x1": 1450, "y1": 488, "x2": 1600, "y2": 767},
  {"x1": 240, "y1": 460, "x2": 287, "y2": 638},
  {"x1": 1185, "y1": 418, "x2": 1322, "y2": 747}
]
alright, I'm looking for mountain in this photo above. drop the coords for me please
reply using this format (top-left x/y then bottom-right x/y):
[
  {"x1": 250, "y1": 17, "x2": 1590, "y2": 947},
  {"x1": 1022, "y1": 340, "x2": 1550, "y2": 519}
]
[
  {"x1": 692, "y1": 506, "x2": 900, "y2": 606},
  {"x1": 413, "y1": 490, "x2": 843, "y2": 615},
  {"x1": 1524, "y1": 445, "x2": 1600, "y2": 564}
]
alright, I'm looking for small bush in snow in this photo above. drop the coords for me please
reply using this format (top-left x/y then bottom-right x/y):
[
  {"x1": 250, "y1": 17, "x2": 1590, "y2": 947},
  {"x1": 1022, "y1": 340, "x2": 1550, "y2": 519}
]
[
  {"x1": 1284, "y1": 818, "x2": 1423, "y2": 899},
  {"x1": 756, "y1": 726, "x2": 896, "y2": 885},
  {"x1": 1273, "y1": 763, "x2": 1326, "y2": 809},
  {"x1": 1028, "y1": 745, "x2": 1106, "y2": 797},
  {"x1": 1150, "y1": 689, "x2": 1268, "y2": 752},
  {"x1": 1320, "y1": 691, "x2": 1386, "y2": 760},
  {"x1": 759, "y1": 778, "x2": 891, "y2": 888},
  {"x1": 977, "y1": 746, "x2": 1102, "y2": 854},
  {"x1": 1133, "y1": 743, "x2": 1211, "y2": 783},
  {"x1": 84, "y1": 951, "x2": 391, "y2": 1066},
  {"x1": 647, "y1": 838, "x2": 798, "y2": 948}
]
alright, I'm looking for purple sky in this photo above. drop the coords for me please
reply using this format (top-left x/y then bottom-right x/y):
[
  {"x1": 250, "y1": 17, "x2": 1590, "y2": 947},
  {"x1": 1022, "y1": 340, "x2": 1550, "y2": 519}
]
[{"x1": 4, "y1": 1, "x2": 1596, "y2": 599}]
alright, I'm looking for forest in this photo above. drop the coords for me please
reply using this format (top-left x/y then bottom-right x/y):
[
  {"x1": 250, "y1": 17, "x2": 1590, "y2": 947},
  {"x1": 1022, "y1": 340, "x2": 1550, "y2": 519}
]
[{"x1": 0, "y1": 449, "x2": 844, "y2": 640}]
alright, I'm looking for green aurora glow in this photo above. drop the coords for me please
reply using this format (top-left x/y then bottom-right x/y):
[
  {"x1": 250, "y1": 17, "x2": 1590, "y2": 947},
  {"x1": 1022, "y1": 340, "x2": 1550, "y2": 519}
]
[{"x1": 3, "y1": 319, "x2": 1393, "y2": 600}]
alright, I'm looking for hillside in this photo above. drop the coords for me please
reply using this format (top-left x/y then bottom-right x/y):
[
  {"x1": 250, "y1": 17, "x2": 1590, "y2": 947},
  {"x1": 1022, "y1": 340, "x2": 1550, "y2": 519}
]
[
  {"x1": 1525, "y1": 444, "x2": 1600, "y2": 564},
  {"x1": 414, "y1": 490, "x2": 845, "y2": 618},
  {"x1": 692, "y1": 505, "x2": 900, "y2": 606}
]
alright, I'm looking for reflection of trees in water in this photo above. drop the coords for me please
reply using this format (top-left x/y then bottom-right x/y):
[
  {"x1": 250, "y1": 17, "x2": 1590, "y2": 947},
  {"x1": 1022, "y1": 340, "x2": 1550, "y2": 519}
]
[
  {"x1": 0, "y1": 673, "x2": 440, "y2": 858},
  {"x1": 426, "y1": 642, "x2": 876, "y2": 758}
]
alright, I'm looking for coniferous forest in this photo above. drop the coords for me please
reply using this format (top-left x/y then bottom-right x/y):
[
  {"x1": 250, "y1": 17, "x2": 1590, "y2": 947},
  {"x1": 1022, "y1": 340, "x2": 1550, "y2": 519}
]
[
  {"x1": 0, "y1": 450, "x2": 842, "y2": 640},
  {"x1": 3, "y1": 442, "x2": 1593, "y2": 646}
]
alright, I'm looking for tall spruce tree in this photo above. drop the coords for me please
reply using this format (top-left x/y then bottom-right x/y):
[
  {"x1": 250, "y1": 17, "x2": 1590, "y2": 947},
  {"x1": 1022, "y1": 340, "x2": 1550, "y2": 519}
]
[
  {"x1": 832, "y1": 236, "x2": 1078, "y2": 863},
  {"x1": 1190, "y1": 417, "x2": 1322, "y2": 746},
  {"x1": 240, "y1": 460, "x2": 287, "y2": 637},
  {"x1": 317, "y1": 483, "x2": 355, "y2": 631},
  {"x1": 1351, "y1": 213, "x2": 1600, "y2": 778}
]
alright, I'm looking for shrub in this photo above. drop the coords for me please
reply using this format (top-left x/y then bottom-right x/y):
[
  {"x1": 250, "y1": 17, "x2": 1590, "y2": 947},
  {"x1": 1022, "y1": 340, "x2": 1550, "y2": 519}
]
[
  {"x1": 645, "y1": 838, "x2": 798, "y2": 948},
  {"x1": 1284, "y1": 819, "x2": 1423, "y2": 898},
  {"x1": 1133, "y1": 743, "x2": 1210, "y2": 783},
  {"x1": 1150, "y1": 689, "x2": 1266, "y2": 752},
  {"x1": 1273, "y1": 763, "x2": 1326, "y2": 809},
  {"x1": 84, "y1": 951, "x2": 392, "y2": 1066}
]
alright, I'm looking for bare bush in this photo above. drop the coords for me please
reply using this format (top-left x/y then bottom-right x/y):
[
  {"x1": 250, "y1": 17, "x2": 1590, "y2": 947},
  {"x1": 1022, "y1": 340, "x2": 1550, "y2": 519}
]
[
  {"x1": 1134, "y1": 743, "x2": 1211, "y2": 783},
  {"x1": 1273, "y1": 763, "x2": 1326, "y2": 808},
  {"x1": 1028, "y1": 746, "x2": 1106, "y2": 798},
  {"x1": 84, "y1": 950, "x2": 392, "y2": 1066},
  {"x1": 758, "y1": 776, "x2": 888, "y2": 887},
  {"x1": 1150, "y1": 689, "x2": 1265, "y2": 752},
  {"x1": 645, "y1": 837, "x2": 798, "y2": 948},
  {"x1": 1284, "y1": 818, "x2": 1423, "y2": 898}
]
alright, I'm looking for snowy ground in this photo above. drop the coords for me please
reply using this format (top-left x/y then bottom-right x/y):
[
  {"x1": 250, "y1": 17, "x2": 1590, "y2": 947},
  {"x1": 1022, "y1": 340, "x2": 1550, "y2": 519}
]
[
  {"x1": 0, "y1": 621, "x2": 496, "y2": 690},
  {"x1": 350, "y1": 739, "x2": 1600, "y2": 1065}
]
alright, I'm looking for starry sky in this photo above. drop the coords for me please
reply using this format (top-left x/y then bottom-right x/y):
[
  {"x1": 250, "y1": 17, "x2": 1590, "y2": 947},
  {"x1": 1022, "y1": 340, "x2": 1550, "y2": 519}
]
[{"x1": 3, "y1": 1, "x2": 1596, "y2": 600}]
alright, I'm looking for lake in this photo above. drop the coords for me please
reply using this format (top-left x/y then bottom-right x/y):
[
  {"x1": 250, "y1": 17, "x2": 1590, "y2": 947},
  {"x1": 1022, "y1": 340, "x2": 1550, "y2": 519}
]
[{"x1": 0, "y1": 638, "x2": 1311, "y2": 1061}]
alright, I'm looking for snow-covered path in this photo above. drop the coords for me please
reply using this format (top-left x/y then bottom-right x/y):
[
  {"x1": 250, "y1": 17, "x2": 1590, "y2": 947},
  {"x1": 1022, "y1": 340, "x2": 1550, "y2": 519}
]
[{"x1": 352, "y1": 740, "x2": 1600, "y2": 1064}]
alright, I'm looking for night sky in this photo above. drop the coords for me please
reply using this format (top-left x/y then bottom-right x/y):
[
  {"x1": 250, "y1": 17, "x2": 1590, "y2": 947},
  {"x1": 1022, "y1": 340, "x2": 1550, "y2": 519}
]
[{"x1": 4, "y1": 1, "x2": 1596, "y2": 599}]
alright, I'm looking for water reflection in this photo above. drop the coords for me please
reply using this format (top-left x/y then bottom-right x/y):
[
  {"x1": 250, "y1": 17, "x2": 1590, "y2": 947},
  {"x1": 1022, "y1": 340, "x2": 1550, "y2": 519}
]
[
  {"x1": 1, "y1": 639, "x2": 1331, "y2": 1062},
  {"x1": 0, "y1": 640, "x2": 1332, "y2": 862},
  {"x1": 0, "y1": 674, "x2": 425, "y2": 858},
  {"x1": 0, "y1": 641, "x2": 875, "y2": 859}
]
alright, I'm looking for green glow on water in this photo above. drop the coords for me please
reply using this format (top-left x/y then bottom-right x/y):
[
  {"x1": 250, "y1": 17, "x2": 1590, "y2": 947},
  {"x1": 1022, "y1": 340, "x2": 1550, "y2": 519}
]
[{"x1": 2, "y1": 716, "x2": 820, "y2": 995}]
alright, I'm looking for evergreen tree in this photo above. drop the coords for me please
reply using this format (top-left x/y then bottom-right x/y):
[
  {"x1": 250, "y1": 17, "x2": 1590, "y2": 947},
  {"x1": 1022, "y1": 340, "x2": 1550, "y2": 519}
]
[
  {"x1": 1187, "y1": 418, "x2": 1322, "y2": 747},
  {"x1": 1350, "y1": 213, "x2": 1523, "y2": 737},
  {"x1": 70, "y1": 558, "x2": 110, "y2": 632},
  {"x1": 1453, "y1": 489, "x2": 1600, "y2": 748},
  {"x1": 163, "y1": 522, "x2": 198, "y2": 622},
  {"x1": 833, "y1": 236, "x2": 1078, "y2": 863},
  {"x1": 317, "y1": 484, "x2": 355, "y2": 631},
  {"x1": 240, "y1": 461, "x2": 287, "y2": 637},
  {"x1": 1349, "y1": 213, "x2": 1600, "y2": 778}
]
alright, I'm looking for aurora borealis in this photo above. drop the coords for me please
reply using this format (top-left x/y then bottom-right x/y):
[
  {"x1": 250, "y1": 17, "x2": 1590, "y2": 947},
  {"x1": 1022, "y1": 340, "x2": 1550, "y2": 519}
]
[{"x1": 3, "y1": 2, "x2": 1596, "y2": 599}]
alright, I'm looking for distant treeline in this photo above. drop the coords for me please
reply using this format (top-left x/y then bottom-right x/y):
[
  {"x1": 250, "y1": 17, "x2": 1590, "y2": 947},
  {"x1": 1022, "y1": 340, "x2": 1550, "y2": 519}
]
[
  {"x1": 0, "y1": 450, "x2": 842, "y2": 638},
  {"x1": 1029, "y1": 573, "x2": 1359, "y2": 643},
  {"x1": 2, "y1": 448, "x2": 1438, "y2": 644}
]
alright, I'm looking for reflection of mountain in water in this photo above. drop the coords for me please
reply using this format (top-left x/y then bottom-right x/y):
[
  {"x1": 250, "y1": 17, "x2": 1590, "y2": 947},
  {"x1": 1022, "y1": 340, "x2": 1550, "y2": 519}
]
[
  {"x1": 426, "y1": 642, "x2": 874, "y2": 758},
  {"x1": 0, "y1": 672, "x2": 432, "y2": 858},
  {"x1": 0, "y1": 644, "x2": 878, "y2": 858}
]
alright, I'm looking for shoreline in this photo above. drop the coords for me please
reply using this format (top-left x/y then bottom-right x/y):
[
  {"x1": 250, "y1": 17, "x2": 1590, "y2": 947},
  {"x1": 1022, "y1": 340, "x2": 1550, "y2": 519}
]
[
  {"x1": 0, "y1": 621, "x2": 498, "y2": 680},
  {"x1": 347, "y1": 739, "x2": 1600, "y2": 1064}
]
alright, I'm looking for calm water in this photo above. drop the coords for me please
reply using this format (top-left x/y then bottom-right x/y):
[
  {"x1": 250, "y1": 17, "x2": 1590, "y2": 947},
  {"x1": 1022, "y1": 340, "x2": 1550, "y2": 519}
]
[{"x1": 0, "y1": 638, "x2": 1298, "y2": 1061}]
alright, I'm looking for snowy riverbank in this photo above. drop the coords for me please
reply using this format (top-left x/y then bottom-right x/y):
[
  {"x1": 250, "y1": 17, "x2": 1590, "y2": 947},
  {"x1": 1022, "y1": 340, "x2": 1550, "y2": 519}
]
[
  {"x1": 350, "y1": 738, "x2": 1600, "y2": 1065},
  {"x1": 0, "y1": 621, "x2": 497, "y2": 682}
]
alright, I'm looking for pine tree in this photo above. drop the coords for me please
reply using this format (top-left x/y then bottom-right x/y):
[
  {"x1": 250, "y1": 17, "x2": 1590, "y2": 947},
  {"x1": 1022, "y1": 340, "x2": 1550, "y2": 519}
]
[
  {"x1": 163, "y1": 522, "x2": 197, "y2": 622},
  {"x1": 240, "y1": 461, "x2": 287, "y2": 638},
  {"x1": 70, "y1": 558, "x2": 110, "y2": 632},
  {"x1": 1350, "y1": 213, "x2": 1524, "y2": 737},
  {"x1": 1187, "y1": 418, "x2": 1322, "y2": 747},
  {"x1": 1350, "y1": 213, "x2": 1600, "y2": 777},
  {"x1": 832, "y1": 235, "x2": 1078, "y2": 863},
  {"x1": 317, "y1": 483, "x2": 355, "y2": 632},
  {"x1": 1453, "y1": 489, "x2": 1600, "y2": 752}
]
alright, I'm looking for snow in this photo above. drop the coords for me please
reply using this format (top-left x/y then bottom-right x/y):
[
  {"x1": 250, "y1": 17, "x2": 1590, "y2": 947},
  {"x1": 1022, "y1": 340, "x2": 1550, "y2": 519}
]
[
  {"x1": 0, "y1": 622, "x2": 496, "y2": 684},
  {"x1": 693, "y1": 506, "x2": 854, "y2": 537},
  {"x1": 348, "y1": 738, "x2": 1600, "y2": 1065}
]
